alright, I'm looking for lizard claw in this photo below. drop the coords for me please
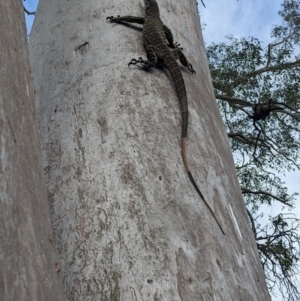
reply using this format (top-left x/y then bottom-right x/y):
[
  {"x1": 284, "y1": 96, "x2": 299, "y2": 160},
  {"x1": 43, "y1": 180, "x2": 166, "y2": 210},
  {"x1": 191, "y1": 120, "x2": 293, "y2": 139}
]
[
  {"x1": 168, "y1": 42, "x2": 183, "y2": 50},
  {"x1": 187, "y1": 63, "x2": 196, "y2": 74},
  {"x1": 128, "y1": 57, "x2": 146, "y2": 67},
  {"x1": 174, "y1": 42, "x2": 183, "y2": 51},
  {"x1": 106, "y1": 15, "x2": 121, "y2": 22},
  {"x1": 128, "y1": 58, "x2": 138, "y2": 66}
]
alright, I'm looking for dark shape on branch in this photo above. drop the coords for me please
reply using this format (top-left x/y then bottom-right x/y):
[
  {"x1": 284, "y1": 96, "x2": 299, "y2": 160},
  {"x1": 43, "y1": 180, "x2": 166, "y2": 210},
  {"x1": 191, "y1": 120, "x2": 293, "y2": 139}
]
[{"x1": 249, "y1": 99, "x2": 284, "y2": 158}]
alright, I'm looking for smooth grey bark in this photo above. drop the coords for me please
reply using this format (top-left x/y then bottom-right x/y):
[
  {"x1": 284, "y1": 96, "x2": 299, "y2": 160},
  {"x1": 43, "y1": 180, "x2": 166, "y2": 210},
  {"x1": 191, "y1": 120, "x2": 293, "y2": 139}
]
[
  {"x1": 0, "y1": 1, "x2": 66, "y2": 300},
  {"x1": 29, "y1": 0, "x2": 271, "y2": 300}
]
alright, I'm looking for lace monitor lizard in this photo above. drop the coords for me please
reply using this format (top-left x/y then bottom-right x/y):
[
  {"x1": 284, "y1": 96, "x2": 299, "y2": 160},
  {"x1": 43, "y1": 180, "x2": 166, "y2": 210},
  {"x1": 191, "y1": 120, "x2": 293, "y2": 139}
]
[{"x1": 107, "y1": 0, "x2": 225, "y2": 235}]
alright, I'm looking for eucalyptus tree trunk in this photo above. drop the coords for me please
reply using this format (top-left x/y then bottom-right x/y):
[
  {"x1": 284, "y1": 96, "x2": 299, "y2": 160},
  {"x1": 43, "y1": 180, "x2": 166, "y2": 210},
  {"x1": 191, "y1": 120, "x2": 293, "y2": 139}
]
[
  {"x1": 29, "y1": 0, "x2": 271, "y2": 300},
  {"x1": 0, "y1": 1, "x2": 66, "y2": 300}
]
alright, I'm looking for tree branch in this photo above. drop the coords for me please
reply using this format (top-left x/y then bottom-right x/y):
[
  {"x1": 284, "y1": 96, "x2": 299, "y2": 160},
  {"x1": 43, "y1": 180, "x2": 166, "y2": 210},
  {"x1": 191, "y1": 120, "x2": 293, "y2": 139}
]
[
  {"x1": 215, "y1": 94, "x2": 251, "y2": 107},
  {"x1": 24, "y1": 6, "x2": 35, "y2": 15},
  {"x1": 229, "y1": 59, "x2": 300, "y2": 89},
  {"x1": 241, "y1": 188, "x2": 293, "y2": 207}
]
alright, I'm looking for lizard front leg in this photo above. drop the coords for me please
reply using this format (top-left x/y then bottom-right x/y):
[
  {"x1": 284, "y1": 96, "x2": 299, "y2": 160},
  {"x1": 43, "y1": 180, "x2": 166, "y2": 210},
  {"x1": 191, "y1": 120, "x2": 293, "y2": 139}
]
[
  {"x1": 163, "y1": 25, "x2": 185, "y2": 54},
  {"x1": 106, "y1": 15, "x2": 145, "y2": 24},
  {"x1": 162, "y1": 24, "x2": 195, "y2": 73},
  {"x1": 128, "y1": 45, "x2": 158, "y2": 69},
  {"x1": 163, "y1": 25, "x2": 185, "y2": 53},
  {"x1": 163, "y1": 25, "x2": 177, "y2": 48}
]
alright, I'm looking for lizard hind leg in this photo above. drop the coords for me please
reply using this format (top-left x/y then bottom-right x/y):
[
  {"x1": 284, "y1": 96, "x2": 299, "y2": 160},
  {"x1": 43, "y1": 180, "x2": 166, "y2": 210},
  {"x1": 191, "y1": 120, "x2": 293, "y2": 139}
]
[
  {"x1": 172, "y1": 48, "x2": 196, "y2": 74},
  {"x1": 128, "y1": 45, "x2": 158, "y2": 69}
]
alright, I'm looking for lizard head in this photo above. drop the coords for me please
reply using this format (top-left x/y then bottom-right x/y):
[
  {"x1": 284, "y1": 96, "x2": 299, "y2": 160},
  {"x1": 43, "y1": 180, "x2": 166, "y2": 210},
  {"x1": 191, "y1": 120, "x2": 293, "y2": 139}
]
[{"x1": 144, "y1": 0, "x2": 160, "y2": 16}]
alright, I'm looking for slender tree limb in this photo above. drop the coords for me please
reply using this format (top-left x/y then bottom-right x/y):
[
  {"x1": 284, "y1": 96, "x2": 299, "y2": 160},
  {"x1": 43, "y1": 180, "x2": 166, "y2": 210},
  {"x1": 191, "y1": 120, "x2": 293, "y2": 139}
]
[
  {"x1": 247, "y1": 208, "x2": 257, "y2": 238},
  {"x1": 24, "y1": 6, "x2": 35, "y2": 15},
  {"x1": 272, "y1": 101, "x2": 299, "y2": 113},
  {"x1": 228, "y1": 132, "x2": 257, "y2": 145},
  {"x1": 241, "y1": 188, "x2": 293, "y2": 207},
  {"x1": 277, "y1": 110, "x2": 300, "y2": 122},
  {"x1": 229, "y1": 59, "x2": 300, "y2": 89},
  {"x1": 215, "y1": 94, "x2": 251, "y2": 107},
  {"x1": 266, "y1": 27, "x2": 296, "y2": 67},
  {"x1": 212, "y1": 80, "x2": 231, "y2": 93}
]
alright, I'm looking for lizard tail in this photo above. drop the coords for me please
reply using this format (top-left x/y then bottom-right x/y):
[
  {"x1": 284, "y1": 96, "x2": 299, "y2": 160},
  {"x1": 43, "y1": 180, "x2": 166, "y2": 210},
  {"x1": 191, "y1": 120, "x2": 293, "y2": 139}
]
[
  {"x1": 164, "y1": 57, "x2": 225, "y2": 235},
  {"x1": 182, "y1": 136, "x2": 226, "y2": 235}
]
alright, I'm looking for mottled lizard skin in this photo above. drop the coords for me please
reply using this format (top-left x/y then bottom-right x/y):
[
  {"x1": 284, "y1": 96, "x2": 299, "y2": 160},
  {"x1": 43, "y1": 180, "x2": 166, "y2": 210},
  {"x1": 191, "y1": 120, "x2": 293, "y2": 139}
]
[{"x1": 107, "y1": 0, "x2": 225, "y2": 235}]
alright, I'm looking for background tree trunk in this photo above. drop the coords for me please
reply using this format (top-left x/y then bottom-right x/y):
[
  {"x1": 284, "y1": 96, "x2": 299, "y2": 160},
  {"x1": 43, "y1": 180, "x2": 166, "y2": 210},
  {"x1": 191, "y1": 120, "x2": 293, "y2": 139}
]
[
  {"x1": 0, "y1": 1, "x2": 66, "y2": 300},
  {"x1": 29, "y1": 0, "x2": 271, "y2": 300}
]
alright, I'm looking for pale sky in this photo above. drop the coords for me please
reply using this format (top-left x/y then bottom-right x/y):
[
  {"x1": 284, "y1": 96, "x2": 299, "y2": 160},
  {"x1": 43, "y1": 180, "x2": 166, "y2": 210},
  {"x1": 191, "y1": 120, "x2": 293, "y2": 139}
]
[{"x1": 24, "y1": 1, "x2": 299, "y2": 300}]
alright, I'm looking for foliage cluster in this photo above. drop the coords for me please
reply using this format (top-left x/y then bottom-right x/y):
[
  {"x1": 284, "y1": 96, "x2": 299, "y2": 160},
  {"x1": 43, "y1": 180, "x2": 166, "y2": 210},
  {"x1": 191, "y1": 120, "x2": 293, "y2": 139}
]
[{"x1": 206, "y1": 1, "x2": 300, "y2": 299}]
